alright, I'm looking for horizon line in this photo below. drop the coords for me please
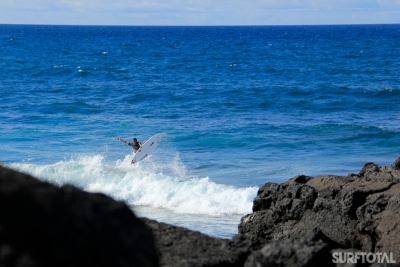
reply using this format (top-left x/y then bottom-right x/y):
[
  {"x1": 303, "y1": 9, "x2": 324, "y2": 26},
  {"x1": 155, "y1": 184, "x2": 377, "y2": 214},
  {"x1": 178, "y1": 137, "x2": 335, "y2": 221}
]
[{"x1": 1, "y1": 22, "x2": 399, "y2": 27}]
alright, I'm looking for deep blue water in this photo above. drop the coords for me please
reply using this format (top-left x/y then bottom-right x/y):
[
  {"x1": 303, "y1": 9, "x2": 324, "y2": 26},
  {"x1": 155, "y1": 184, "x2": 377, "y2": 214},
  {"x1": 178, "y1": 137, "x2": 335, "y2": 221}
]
[{"x1": 1, "y1": 24, "x2": 400, "y2": 238}]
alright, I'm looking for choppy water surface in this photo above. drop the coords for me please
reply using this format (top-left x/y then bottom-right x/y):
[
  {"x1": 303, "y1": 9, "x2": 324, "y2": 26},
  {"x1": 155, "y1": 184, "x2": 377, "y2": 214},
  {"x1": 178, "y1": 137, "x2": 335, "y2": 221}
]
[{"x1": 1, "y1": 24, "x2": 399, "y2": 238}]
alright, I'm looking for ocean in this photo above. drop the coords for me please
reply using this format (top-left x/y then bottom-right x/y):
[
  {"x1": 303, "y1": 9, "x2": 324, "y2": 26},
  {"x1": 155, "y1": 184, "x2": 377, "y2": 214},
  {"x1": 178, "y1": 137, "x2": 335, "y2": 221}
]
[{"x1": 1, "y1": 24, "x2": 399, "y2": 239}]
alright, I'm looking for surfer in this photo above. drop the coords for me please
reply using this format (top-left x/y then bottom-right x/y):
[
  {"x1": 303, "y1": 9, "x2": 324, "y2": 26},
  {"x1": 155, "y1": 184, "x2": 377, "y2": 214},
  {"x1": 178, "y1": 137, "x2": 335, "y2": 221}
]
[{"x1": 117, "y1": 137, "x2": 146, "y2": 153}]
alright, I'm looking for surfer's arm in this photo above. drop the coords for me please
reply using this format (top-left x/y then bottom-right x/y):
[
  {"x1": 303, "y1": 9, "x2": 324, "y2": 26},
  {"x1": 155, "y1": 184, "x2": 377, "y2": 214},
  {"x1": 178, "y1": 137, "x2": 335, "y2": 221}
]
[{"x1": 117, "y1": 137, "x2": 129, "y2": 145}]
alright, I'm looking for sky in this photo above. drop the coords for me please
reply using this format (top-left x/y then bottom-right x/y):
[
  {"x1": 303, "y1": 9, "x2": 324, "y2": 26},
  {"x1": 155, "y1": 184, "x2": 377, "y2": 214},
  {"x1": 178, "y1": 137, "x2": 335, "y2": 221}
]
[{"x1": 0, "y1": 0, "x2": 399, "y2": 26}]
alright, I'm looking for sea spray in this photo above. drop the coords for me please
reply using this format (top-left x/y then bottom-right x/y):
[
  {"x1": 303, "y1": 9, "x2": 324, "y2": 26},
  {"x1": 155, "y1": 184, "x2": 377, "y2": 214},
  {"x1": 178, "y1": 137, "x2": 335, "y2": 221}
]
[{"x1": 6, "y1": 154, "x2": 257, "y2": 216}]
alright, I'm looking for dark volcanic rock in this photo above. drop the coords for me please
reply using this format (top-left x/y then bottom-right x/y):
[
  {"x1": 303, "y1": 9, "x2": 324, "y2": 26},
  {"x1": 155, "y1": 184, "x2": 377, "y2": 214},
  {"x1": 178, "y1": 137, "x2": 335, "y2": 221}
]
[
  {"x1": 0, "y1": 165, "x2": 158, "y2": 267},
  {"x1": 145, "y1": 217, "x2": 367, "y2": 267},
  {"x1": 239, "y1": 157, "x2": 400, "y2": 262},
  {"x1": 142, "y1": 217, "x2": 268, "y2": 267},
  {"x1": 244, "y1": 239, "x2": 333, "y2": 267}
]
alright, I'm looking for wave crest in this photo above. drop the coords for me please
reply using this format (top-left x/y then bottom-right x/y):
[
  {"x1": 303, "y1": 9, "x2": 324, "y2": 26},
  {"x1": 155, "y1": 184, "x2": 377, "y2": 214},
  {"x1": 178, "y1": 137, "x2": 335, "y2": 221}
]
[{"x1": 6, "y1": 154, "x2": 257, "y2": 216}]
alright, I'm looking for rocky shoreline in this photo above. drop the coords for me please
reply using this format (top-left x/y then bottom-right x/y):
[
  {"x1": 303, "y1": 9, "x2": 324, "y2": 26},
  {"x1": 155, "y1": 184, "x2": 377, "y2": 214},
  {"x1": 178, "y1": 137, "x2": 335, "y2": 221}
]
[{"x1": 1, "y1": 158, "x2": 400, "y2": 266}]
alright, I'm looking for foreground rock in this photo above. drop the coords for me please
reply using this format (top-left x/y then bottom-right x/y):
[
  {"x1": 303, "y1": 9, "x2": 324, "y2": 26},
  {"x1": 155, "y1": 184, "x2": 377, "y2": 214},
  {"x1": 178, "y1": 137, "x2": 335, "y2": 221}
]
[
  {"x1": 0, "y1": 165, "x2": 158, "y2": 267},
  {"x1": 239, "y1": 157, "x2": 400, "y2": 262},
  {"x1": 142, "y1": 218, "x2": 269, "y2": 267},
  {"x1": 244, "y1": 239, "x2": 335, "y2": 267},
  {"x1": 144, "y1": 217, "x2": 366, "y2": 267}
]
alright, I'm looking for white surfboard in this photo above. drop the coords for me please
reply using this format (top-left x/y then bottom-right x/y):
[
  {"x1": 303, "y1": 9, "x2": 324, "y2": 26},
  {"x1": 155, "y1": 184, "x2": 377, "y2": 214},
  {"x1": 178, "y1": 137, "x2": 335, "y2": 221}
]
[{"x1": 131, "y1": 133, "x2": 165, "y2": 164}]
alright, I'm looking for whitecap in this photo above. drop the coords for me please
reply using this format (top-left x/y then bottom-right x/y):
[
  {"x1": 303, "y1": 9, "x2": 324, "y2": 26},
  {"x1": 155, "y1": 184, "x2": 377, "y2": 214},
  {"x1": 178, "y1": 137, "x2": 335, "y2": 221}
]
[{"x1": 6, "y1": 154, "x2": 258, "y2": 217}]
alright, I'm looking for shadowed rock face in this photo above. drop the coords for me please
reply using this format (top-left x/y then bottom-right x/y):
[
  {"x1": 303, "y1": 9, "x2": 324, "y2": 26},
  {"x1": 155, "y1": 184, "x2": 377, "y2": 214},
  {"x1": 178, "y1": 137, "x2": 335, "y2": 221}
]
[
  {"x1": 142, "y1": 217, "x2": 269, "y2": 267},
  {"x1": 239, "y1": 157, "x2": 400, "y2": 262},
  {"x1": 0, "y1": 165, "x2": 158, "y2": 267},
  {"x1": 143, "y1": 218, "x2": 351, "y2": 267},
  {"x1": 244, "y1": 239, "x2": 333, "y2": 267}
]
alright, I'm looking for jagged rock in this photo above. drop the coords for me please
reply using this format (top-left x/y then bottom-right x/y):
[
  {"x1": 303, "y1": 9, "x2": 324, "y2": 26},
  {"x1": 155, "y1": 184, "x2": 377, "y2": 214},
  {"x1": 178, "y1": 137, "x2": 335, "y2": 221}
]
[
  {"x1": 142, "y1": 217, "x2": 269, "y2": 267},
  {"x1": 392, "y1": 158, "x2": 400, "y2": 170},
  {"x1": 244, "y1": 239, "x2": 333, "y2": 267},
  {"x1": 357, "y1": 184, "x2": 400, "y2": 257},
  {"x1": 0, "y1": 165, "x2": 158, "y2": 267},
  {"x1": 145, "y1": 216, "x2": 366, "y2": 267},
  {"x1": 239, "y1": 157, "x2": 400, "y2": 262}
]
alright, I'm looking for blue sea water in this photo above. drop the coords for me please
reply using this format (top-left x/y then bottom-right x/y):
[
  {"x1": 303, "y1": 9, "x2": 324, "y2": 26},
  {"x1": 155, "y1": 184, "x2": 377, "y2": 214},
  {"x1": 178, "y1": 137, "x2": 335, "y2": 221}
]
[{"x1": 1, "y1": 24, "x2": 400, "y2": 239}]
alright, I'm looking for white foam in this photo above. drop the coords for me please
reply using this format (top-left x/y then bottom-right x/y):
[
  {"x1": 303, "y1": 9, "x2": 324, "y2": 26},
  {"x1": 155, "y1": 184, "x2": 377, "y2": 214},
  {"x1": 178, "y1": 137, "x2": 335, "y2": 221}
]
[{"x1": 6, "y1": 154, "x2": 258, "y2": 216}]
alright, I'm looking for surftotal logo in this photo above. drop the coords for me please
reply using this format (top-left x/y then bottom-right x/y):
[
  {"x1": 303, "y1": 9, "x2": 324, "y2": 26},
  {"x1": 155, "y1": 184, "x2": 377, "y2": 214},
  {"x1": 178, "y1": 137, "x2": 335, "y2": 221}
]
[{"x1": 332, "y1": 252, "x2": 396, "y2": 264}]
